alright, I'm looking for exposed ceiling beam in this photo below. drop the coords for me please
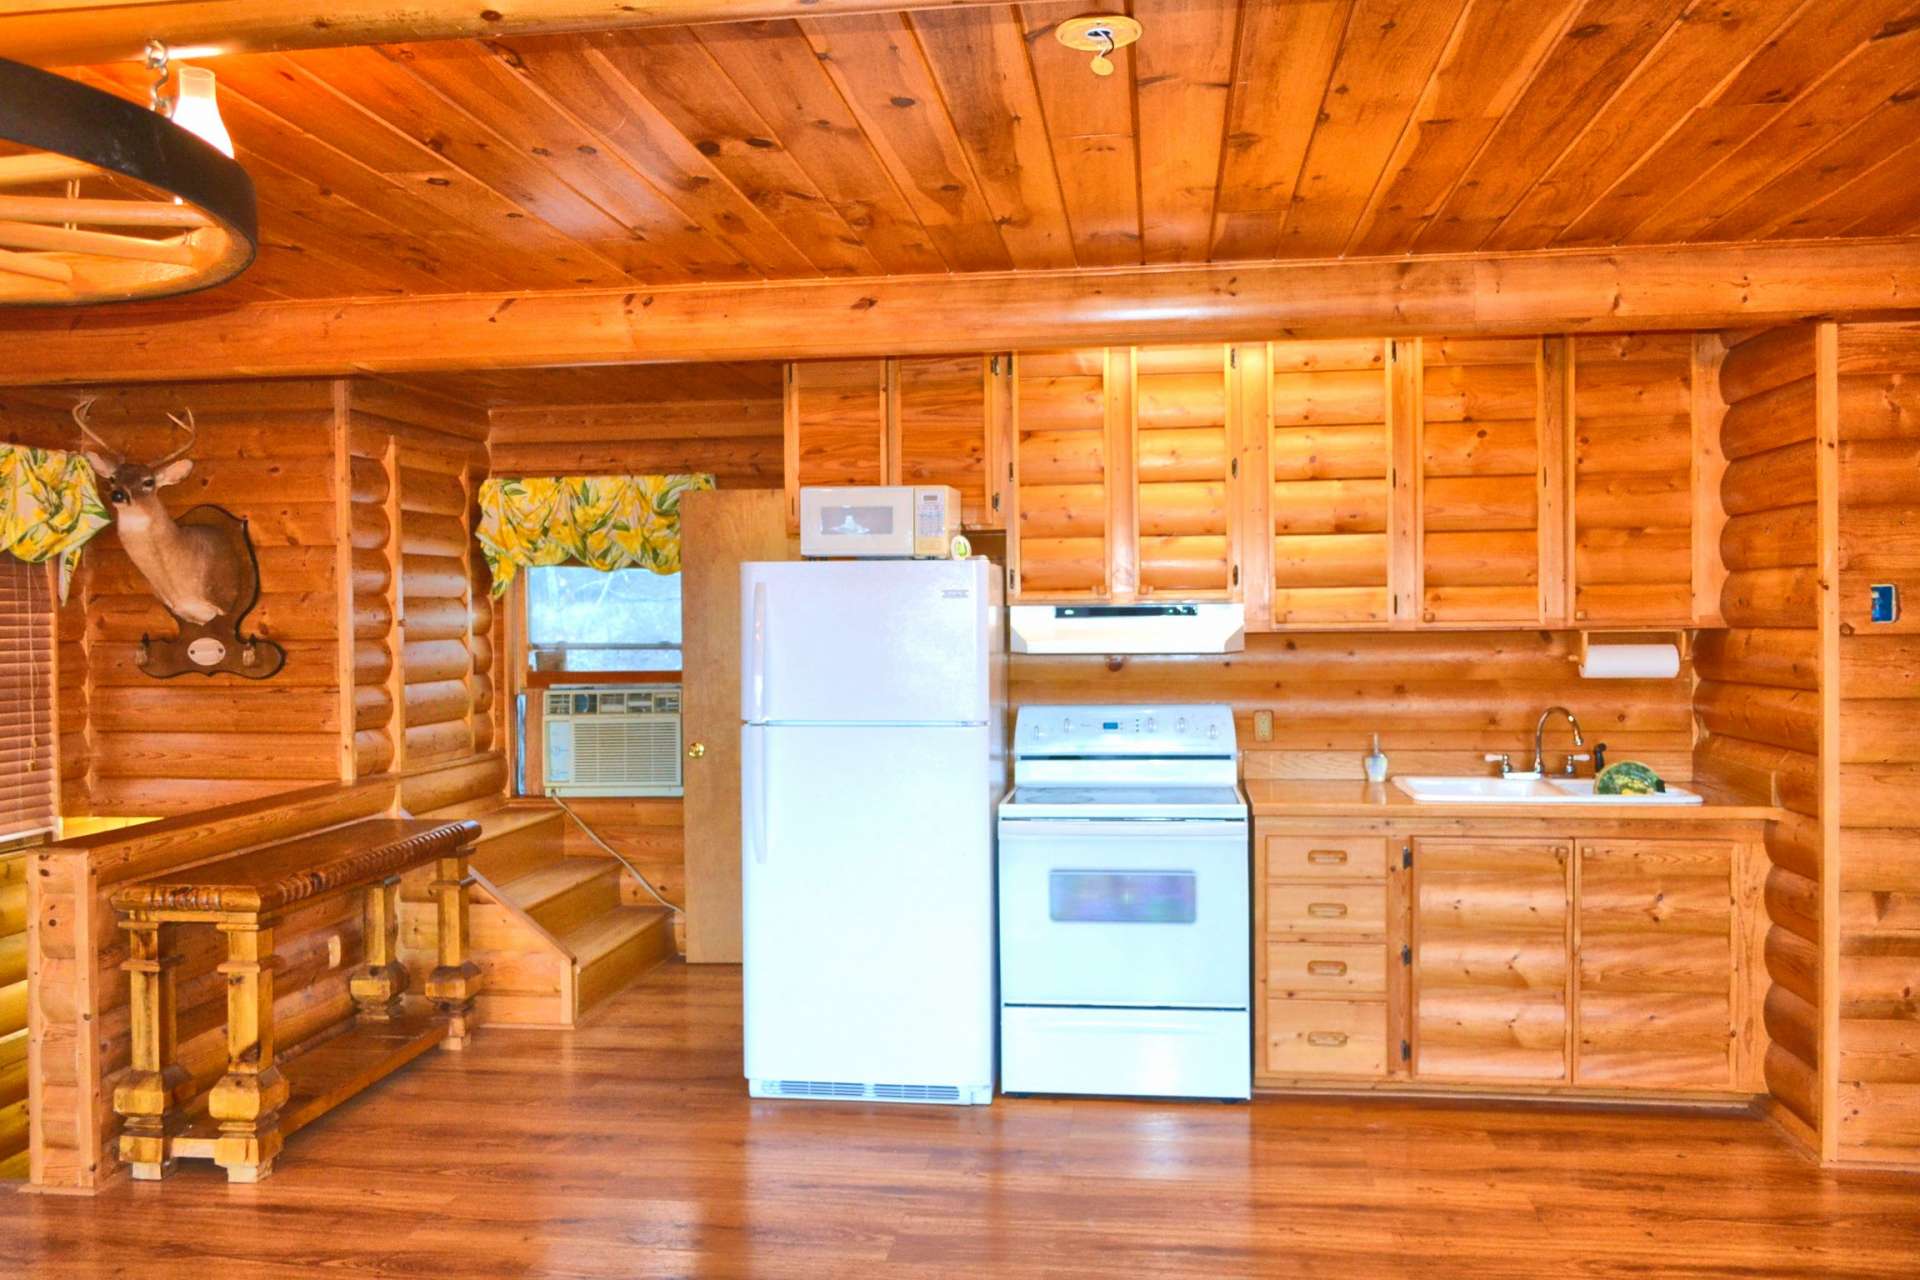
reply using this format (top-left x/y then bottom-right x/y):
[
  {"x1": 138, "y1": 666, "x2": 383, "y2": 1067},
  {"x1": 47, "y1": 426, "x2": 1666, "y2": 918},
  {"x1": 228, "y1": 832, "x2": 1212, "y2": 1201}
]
[
  {"x1": 3, "y1": 0, "x2": 1010, "y2": 66},
  {"x1": 2, "y1": 239, "x2": 1917, "y2": 386}
]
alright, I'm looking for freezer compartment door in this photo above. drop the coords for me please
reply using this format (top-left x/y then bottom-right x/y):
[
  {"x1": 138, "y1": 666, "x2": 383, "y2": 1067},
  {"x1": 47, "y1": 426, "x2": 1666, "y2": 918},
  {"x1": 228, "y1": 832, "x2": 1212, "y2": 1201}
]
[
  {"x1": 742, "y1": 724, "x2": 995, "y2": 1092},
  {"x1": 1001, "y1": 1006, "x2": 1251, "y2": 1100},
  {"x1": 741, "y1": 559, "x2": 996, "y2": 724}
]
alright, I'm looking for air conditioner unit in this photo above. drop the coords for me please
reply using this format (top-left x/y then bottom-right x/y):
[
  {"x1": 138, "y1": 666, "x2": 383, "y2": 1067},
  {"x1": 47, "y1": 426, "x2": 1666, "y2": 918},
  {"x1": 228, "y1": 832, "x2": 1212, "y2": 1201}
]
[{"x1": 542, "y1": 684, "x2": 683, "y2": 797}]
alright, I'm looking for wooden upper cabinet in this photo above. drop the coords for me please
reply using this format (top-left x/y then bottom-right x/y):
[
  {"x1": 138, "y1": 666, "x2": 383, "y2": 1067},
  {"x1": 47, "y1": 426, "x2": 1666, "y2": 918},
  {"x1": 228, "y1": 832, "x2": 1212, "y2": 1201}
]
[
  {"x1": 1133, "y1": 345, "x2": 1235, "y2": 599},
  {"x1": 784, "y1": 359, "x2": 888, "y2": 528},
  {"x1": 895, "y1": 354, "x2": 1005, "y2": 531},
  {"x1": 1569, "y1": 335, "x2": 1698, "y2": 626},
  {"x1": 783, "y1": 356, "x2": 1006, "y2": 533},
  {"x1": 1009, "y1": 348, "x2": 1116, "y2": 599},
  {"x1": 1253, "y1": 338, "x2": 1394, "y2": 627},
  {"x1": 1416, "y1": 338, "x2": 1554, "y2": 627}
]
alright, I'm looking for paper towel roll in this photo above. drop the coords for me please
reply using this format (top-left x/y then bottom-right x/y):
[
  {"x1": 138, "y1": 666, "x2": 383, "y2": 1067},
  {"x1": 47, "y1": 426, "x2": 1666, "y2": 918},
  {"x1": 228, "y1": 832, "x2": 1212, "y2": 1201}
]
[{"x1": 1579, "y1": 643, "x2": 1680, "y2": 679}]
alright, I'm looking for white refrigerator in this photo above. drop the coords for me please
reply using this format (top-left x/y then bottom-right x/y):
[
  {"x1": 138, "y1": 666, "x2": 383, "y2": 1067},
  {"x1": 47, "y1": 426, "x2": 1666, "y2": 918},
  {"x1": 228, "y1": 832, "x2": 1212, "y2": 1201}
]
[{"x1": 739, "y1": 557, "x2": 1005, "y2": 1104}]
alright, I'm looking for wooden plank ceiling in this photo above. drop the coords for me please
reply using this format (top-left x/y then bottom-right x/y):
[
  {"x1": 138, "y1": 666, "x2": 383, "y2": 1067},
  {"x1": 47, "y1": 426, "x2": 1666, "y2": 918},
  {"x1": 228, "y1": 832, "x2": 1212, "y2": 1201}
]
[
  {"x1": 38, "y1": 0, "x2": 1920, "y2": 306},
  {"x1": 379, "y1": 362, "x2": 786, "y2": 407}
]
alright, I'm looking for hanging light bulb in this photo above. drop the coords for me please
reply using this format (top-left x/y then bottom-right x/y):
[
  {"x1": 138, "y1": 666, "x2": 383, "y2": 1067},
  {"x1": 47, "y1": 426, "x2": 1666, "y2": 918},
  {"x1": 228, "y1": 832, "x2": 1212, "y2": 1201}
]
[{"x1": 167, "y1": 65, "x2": 234, "y2": 158}]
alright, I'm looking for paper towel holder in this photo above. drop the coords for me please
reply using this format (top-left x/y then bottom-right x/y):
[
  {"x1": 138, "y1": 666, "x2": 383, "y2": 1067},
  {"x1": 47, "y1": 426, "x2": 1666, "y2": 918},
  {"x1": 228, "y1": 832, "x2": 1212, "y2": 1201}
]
[{"x1": 1569, "y1": 629, "x2": 1691, "y2": 672}]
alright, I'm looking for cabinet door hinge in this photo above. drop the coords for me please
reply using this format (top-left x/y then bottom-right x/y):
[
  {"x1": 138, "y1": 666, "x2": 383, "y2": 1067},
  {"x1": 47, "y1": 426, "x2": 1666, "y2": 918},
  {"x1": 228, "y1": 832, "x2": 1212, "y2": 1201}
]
[
  {"x1": 1229, "y1": 348, "x2": 1238, "y2": 368},
  {"x1": 1400, "y1": 1039, "x2": 1412, "y2": 1063},
  {"x1": 991, "y1": 493, "x2": 1001, "y2": 512},
  {"x1": 1231, "y1": 564, "x2": 1240, "y2": 586},
  {"x1": 1230, "y1": 457, "x2": 1239, "y2": 478},
  {"x1": 990, "y1": 355, "x2": 1000, "y2": 375},
  {"x1": 1400, "y1": 944, "x2": 1412, "y2": 966},
  {"x1": 1401, "y1": 845, "x2": 1413, "y2": 869}
]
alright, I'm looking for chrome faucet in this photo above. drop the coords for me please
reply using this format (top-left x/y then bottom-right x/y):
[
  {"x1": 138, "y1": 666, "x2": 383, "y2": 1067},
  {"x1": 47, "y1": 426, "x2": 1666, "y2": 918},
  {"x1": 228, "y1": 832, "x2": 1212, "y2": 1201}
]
[{"x1": 1534, "y1": 706, "x2": 1587, "y2": 776}]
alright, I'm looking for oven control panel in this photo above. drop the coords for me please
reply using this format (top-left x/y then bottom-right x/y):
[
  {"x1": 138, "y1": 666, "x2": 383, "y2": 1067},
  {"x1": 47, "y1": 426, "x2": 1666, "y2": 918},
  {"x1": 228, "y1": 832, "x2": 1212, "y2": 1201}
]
[{"x1": 1012, "y1": 704, "x2": 1237, "y2": 759}]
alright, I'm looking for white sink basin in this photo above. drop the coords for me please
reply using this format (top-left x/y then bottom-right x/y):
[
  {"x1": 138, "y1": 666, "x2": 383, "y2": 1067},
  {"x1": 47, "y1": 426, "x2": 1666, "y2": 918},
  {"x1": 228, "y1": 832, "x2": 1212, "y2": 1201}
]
[{"x1": 1393, "y1": 775, "x2": 1703, "y2": 805}]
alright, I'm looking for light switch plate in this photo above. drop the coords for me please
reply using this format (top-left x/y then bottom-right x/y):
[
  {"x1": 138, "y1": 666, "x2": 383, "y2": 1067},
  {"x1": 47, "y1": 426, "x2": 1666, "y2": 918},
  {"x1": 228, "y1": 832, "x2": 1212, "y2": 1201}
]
[{"x1": 1871, "y1": 583, "x2": 1900, "y2": 624}]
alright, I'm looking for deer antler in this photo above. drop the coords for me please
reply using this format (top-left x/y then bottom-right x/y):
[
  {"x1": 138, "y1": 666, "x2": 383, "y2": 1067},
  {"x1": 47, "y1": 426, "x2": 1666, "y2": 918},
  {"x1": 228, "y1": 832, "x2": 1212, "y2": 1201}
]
[
  {"x1": 154, "y1": 408, "x2": 197, "y2": 468},
  {"x1": 70, "y1": 395, "x2": 119, "y2": 459}
]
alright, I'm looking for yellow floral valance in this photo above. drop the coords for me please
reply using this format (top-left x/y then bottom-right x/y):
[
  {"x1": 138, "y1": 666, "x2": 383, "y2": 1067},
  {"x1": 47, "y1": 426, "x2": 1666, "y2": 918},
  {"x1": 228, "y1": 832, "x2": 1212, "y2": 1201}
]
[
  {"x1": 477, "y1": 474, "x2": 714, "y2": 597},
  {"x1": 0, "y1": 443, "x2": 110, "y2": 601}
]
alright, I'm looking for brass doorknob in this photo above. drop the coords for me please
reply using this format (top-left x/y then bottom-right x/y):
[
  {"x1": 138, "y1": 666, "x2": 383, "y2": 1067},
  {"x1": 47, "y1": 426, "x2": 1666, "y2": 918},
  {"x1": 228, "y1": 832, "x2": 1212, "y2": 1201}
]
[{"x1": 686, "y1": 742, "x2": 707, "y2": 759}]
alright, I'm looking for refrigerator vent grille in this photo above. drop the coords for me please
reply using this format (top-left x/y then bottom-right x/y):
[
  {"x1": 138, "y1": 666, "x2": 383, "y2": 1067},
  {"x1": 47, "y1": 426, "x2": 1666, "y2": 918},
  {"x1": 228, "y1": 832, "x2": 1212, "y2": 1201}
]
[{"x1": 768, "y1": 1080, "x2": 964, "y2": 1103}]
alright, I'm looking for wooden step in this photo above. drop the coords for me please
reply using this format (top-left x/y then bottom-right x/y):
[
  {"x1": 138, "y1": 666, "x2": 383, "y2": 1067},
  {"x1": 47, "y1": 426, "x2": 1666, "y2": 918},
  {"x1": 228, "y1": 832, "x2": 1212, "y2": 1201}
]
[
  {"x1": 503, "y1": 860, "x2": 621, "y2": 937},
  {"x1": 566, "y1": 907, "x2": 675, "y2": 1015},
  {"x1": 467, "y1": 807, "x2": 568, "y2": 888}
]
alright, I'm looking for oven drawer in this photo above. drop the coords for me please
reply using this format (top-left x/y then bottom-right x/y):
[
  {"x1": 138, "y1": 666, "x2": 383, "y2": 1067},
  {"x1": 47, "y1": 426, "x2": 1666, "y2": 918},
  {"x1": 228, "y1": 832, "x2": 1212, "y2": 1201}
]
[
  {"x1": 1263, "y1": 833, "x2": 1389, "y2": 881},
  {"x1": 1264, "y1": 999, "x2": 1388, "y2": 1078},
  {"x1": 1265, "y1": 883, "x2": 1386, "y2": 936},
  {"x1": 1264, "y1": 941, "x2": 1388, "y2": 995}
]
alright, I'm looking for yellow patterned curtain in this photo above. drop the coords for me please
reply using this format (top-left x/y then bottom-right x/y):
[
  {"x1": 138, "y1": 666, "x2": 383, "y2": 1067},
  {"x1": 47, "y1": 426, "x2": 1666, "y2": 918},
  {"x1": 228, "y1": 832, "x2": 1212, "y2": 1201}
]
[
  {"x1": 0, "y1": 443, "x2": 111, "y2": 601},
  {"x1": 477, "y1": 474, "x2": 715, "y2": 597}
]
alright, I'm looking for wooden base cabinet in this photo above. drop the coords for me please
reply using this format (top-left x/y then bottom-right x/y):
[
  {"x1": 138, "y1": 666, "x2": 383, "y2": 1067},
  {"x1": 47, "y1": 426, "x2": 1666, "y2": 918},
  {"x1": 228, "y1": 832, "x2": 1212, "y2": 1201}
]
[
  {"x1": 1254, "y1": 818, "x2": 1765, "y2": 1099},
  {"x1": 1256, "y1": 828, "x2": 1407, "y2": 1084}
]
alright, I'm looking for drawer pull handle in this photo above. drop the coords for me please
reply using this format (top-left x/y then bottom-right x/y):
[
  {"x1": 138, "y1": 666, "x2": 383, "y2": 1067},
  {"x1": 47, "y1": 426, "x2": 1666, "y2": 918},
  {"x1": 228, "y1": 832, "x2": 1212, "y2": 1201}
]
[
  {"x1": 1307, "y1": 850, "x2": 1348, "y2": 865},
  {"x1": 1307, "y1": 902, "x2": 1348, "y2": 918},
  {"x1": 1307, "y1": 1031, "x2": 1349, "y2": 1048},
  {"x1": 1306, "y1": 960, "x2": 1348, "y2": 976}
]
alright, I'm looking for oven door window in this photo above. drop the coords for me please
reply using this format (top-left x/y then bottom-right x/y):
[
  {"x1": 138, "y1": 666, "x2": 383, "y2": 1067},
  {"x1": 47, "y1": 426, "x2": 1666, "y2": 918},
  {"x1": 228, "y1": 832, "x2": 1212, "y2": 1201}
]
[{"x1": 1049, "y1": 871, "x2": 1196, "y2": 925}]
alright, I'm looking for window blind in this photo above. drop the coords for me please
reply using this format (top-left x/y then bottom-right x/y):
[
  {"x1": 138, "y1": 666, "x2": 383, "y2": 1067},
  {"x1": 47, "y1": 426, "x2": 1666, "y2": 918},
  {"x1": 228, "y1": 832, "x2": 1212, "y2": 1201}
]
[{"x1": 0, "y1": 556, "x2": 55, "y2": 844}]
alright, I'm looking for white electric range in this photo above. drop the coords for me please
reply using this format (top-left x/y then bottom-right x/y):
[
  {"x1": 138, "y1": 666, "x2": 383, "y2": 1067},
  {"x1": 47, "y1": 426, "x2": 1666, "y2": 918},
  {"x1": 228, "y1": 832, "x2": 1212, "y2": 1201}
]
[{"x1": 997, "y1": 705, "x2": 1251, "y2": 1101}]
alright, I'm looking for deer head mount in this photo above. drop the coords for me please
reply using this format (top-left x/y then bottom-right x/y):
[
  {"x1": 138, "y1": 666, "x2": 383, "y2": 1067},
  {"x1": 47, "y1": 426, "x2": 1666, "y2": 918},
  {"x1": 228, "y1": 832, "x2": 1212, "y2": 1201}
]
[{"x1": 75, "y1": 396, "x2": 284, "y2": 679}]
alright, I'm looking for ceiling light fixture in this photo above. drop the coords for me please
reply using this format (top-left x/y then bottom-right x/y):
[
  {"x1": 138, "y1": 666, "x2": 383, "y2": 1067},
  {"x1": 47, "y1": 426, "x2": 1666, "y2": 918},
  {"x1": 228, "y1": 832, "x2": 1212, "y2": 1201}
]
[
  {"x1": 0, "y1": 52, "x2": 256, "y2": 306},
  {"x1": 1055, "y1": 15, "x2": 1143, "y2": 78}
]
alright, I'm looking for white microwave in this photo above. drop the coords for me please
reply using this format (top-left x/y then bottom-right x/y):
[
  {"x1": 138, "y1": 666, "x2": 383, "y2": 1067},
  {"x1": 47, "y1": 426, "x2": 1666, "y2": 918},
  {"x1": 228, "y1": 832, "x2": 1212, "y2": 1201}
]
[{"x1": 799, "y1": 485, "x2": 964, "y2": 559}]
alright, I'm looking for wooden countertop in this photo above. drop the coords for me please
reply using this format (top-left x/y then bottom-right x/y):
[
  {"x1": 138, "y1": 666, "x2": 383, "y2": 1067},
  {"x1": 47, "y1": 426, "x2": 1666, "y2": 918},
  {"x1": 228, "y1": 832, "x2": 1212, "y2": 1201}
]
[{"x1": 1244, "y1": 779, "x2": 1781, "y2": 821}]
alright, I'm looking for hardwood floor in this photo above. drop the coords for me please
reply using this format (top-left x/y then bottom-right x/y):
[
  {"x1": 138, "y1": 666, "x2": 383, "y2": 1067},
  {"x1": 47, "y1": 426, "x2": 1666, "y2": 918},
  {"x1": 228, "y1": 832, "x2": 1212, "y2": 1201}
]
[{"x1": 4, "y1": 962, "x2": 1917, "y2": 1278}]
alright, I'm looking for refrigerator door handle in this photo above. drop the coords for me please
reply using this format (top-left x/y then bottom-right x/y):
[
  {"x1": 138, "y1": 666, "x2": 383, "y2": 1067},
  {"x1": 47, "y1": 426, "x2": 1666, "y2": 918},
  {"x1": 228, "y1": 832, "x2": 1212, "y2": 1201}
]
[
  {"x1": 748, "y1": 580, "x2": 769, "y2": 722},
  {"x1": 743, "y1": 725, "x2": 769, "y2": 865}
]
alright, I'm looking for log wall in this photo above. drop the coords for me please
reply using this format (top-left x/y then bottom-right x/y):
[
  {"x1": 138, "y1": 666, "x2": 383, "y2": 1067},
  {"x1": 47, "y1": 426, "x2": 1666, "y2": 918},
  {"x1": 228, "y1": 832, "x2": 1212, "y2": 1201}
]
[
  {"x1": 1831, "y1": 320, "x2": 1920, "y2": 1165},
  {"x1": 1692, "y1": 324, "x2": 1823, "y2": 1142}
]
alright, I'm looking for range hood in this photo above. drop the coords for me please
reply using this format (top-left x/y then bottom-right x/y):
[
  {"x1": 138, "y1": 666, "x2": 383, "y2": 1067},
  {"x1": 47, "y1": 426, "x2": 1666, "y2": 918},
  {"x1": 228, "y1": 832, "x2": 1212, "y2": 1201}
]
[{"x1": 1009, "y1": 603, "x2": 1246, "y2": 655}]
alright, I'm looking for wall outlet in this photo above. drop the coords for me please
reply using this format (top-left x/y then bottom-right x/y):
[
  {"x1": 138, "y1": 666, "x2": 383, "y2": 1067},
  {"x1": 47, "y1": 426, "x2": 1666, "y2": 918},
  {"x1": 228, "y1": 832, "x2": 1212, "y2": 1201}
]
[
  {"x1": 326, "y1": 933, "x2": 343, "y2": 970},
  {"x1": 1253, "y1": 709, "x2": 1274, "y2": 742},
  {"x1": 1871, "y1": 583, "x2": 1900, "y2": 624}
]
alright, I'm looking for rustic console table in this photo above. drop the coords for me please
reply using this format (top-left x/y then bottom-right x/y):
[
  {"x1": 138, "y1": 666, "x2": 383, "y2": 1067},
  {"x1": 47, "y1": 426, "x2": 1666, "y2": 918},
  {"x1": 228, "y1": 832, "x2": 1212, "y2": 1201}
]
[{"x1": 109, "y1": 818, "x2": 482, "y2": 1183}]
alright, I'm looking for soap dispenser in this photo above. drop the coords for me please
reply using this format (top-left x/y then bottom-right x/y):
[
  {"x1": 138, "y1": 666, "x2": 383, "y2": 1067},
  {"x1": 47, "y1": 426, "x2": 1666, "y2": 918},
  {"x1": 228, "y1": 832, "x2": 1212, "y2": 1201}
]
[{"x1": 1364, "y1": 733, "x2": 1389, "y2": 783}]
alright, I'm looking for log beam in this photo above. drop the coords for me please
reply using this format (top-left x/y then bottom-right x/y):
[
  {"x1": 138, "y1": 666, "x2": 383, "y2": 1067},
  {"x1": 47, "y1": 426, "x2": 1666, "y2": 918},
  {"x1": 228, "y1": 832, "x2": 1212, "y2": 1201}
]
[
  {"x1": 3, "y1": 239, "x2": 1920, "y2": 385},
  {"x1": 2, "y1": 0, "x2": 1011, "y2": 67}
]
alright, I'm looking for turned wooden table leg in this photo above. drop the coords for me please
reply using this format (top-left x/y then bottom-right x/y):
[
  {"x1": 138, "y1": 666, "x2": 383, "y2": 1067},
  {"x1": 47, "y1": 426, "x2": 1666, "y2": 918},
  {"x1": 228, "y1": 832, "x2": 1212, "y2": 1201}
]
[
  {"x1": 349, "y1": 874, "x2": 408, "y2": 1021},
  {"x1": 209, "y1": 918, "x2": 289, "y2": 1183},
  {"x1": 425, "y1": 845, "x2": 482, "y2": 1050},
  {"x1": 113, "y1": 917, "x2": 188, "y2": 1181}
]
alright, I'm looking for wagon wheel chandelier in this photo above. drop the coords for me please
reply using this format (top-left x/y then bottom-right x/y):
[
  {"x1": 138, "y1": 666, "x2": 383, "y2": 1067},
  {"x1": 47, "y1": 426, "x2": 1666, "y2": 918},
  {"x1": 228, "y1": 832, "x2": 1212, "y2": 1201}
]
[{"x1": 0, "y1": 46, "x2": 256, "y2": 306}]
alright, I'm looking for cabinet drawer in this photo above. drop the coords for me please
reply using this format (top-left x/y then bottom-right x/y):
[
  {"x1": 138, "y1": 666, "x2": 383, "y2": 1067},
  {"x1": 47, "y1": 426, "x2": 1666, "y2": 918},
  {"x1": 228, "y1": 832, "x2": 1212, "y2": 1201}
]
[
  {"x1": 1263, "y1": 833, "x2": 1389, "y2": 881},
  {"x1": 1264, "y1": 999, "x2": 1388, "y2": 1078},
  {"x1": 1265, "y1": 882, "x2": 1387, "y2": 936},
  {"x1": 1265, "y1": 941, "x2": 1388, "y2": 995}
]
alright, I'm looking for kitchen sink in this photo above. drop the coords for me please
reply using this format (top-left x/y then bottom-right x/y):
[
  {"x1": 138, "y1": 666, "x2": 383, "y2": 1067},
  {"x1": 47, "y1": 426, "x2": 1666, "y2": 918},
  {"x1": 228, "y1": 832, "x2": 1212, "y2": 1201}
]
[{"x1": 1393, "y1": 775, "x2": 1704, "y2": 805}]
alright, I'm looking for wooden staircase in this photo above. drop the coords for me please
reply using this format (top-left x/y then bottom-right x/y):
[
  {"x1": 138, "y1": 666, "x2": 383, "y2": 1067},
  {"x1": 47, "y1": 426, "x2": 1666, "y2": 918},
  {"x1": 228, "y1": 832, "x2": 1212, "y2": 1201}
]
[{"x1": 399, "y1": 805, "x2": 674, "y2": 1029}]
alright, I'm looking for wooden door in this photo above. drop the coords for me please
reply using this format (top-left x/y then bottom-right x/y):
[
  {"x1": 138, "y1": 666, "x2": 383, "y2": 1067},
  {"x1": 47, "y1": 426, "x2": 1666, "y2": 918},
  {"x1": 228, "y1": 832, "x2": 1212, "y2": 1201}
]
[
  {"x1": 1569, "y1": 335, "x2": 1696, "y2": 625},
  {"x1": 1255, "y1": 338, "x2": 1395, "y2": 627},
  {"x1": 1412, "y1": 837, "x2": 1571, "y2": 1083},
  {"x1": 783, "y1": 359, "x2": 888, "y2": 529},
  {"x1": 895, "y1": 354, "x2": 1006, "y2": 530},
  {"x1": 1416, "y1": 339, "x2": 1552, "y2": 626},
  {"x1": 1574, "y1": 839, "x2": 1736, "y2": 1089},
  {"x1": 1133, "y1": 344, "x2": 1236, "y2": 598},
  {"x1": 679, "y1": 489, "x2": 787, "y2": 963},
  {"x1": 1009, "y1": 348, "x2": 1121, "y2": 599}
]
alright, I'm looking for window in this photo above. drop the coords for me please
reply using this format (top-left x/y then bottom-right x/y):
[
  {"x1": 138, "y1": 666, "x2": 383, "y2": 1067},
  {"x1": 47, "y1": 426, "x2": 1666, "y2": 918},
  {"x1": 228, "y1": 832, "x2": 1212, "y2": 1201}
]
[
  {"x1": 525, "y1": 565, "x2": 682, "y2": 673},
  {"x1": 0, "y1": 558, "x2": 55, "y2": 846}
]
